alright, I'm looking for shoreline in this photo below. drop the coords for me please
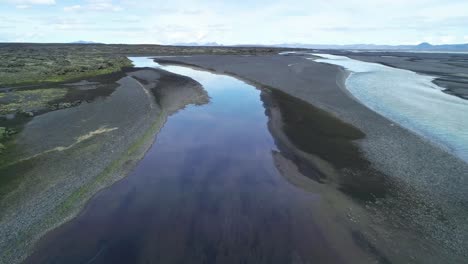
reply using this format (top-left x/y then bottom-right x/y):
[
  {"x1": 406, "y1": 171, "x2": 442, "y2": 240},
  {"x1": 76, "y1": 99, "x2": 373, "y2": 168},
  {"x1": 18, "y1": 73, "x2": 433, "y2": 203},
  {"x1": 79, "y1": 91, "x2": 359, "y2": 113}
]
[
  {"x1": 312, "y1": 53, "x2": 468, "y2": 162},
  {"x1": 318, "y1": 50, "x2": 468, "y2": 100},
  {"x1": 153, "y1": 55, "x2": 468, "y2": 262}
]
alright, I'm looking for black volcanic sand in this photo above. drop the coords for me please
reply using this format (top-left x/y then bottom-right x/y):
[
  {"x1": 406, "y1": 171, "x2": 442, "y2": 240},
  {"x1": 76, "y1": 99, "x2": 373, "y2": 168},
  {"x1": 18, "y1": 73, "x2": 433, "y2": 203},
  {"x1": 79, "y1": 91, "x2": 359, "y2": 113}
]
[
  {"x1": 154, "y1": 55, "x2": 468, "y2": 263},
  {"x1": 319, "y1": 50, "x2": 468, "y2": 99},
  {"x1": 0, "y1": 67, "x2": 208, "y2": 264},
  {"x1": 261, "y1": 89, "x2": 393, "y2": 203}
]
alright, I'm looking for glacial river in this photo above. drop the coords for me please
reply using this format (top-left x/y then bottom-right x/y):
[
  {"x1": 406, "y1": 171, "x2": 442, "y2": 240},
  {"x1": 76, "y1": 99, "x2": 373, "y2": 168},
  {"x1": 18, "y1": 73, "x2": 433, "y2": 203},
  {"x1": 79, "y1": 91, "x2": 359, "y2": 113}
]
[
  {"x1": 313, "y1": 54, "x2": 468, "y2": 162},
  {"x1": 24, "y1": 57, "x2": 363, "y2": 263}
]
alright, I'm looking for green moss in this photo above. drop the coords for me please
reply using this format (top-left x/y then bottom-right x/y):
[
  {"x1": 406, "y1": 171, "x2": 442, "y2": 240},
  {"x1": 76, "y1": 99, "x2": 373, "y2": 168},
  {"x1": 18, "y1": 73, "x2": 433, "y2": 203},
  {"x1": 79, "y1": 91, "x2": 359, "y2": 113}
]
[
  {"x1": 0, "y1": 88, "x2": 67, "y2": 115},
  {"x1": 0, "y1": 53, "x2": 132, "y2": 87},
  {"x1": 42, "y1": 61, "x2": 132, "y2": 84},
  {"x1": 0, "y1": 129, "x2": 19, "y2": 169}
]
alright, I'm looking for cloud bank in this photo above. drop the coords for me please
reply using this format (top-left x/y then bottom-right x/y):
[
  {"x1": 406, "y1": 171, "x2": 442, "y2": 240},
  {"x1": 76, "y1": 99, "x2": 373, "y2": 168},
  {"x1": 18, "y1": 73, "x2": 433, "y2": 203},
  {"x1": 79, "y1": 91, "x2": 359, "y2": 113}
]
[{"x1": 1, "y1": 0, "x2": 467, "y2": 45}]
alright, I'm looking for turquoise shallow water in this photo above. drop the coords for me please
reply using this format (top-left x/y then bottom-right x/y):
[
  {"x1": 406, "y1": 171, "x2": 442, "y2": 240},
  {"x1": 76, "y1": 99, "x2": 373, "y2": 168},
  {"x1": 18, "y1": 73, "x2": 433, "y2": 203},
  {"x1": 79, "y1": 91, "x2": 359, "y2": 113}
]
[{"x1": 314, "y1": 54, "x2": 468, "y2": 162}]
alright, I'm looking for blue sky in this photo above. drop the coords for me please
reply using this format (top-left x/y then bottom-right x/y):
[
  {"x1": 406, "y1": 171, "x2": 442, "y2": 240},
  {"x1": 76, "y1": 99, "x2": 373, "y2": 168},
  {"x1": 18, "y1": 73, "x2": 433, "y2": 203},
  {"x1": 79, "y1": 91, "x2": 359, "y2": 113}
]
[{"x1": 1, "y1": 0, "x2": 468, "y2": 45}]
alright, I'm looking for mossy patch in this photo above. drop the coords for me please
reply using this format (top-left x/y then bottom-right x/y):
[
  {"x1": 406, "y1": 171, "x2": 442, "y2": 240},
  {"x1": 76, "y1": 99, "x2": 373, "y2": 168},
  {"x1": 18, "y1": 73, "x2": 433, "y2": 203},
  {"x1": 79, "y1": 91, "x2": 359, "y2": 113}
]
[
  {"x1": 0, "y1": 51, "x2": 132, "y2": 87},
  {"x1": 0, "y1": 126, "x2": 17, "y2": 142},
  {"x1": 0, "y1": 88, "x2": 67, "y2": 115}
]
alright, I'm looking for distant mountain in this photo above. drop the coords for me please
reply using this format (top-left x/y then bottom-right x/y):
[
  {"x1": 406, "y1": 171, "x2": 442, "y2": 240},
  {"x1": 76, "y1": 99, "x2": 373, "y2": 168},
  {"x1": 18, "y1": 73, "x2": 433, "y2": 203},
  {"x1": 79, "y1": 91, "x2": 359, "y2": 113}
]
[
  {"x1": 172, "y1": 42, "x2": 222, "y2": 46},
  {"x1": 418, "y1": 43, "x2": 468, "y2": 51},
  {"x1": 70, "y1": 40, "x2": 103, "y2": 44},
  {"x1": 416, "y1": 42, "x2": 433, "y2": 49},
  {"x1": 275, "y1": 42, "x2": 468, "y2": 52},
  {"x1": 66, "y1": 40, "x2": 468, "y2": 51}
]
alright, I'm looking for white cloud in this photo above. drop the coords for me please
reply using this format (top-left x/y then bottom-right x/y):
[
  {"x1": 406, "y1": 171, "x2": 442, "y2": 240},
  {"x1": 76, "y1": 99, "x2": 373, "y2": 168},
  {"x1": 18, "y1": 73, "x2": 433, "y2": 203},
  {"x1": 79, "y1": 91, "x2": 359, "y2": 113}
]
[
  {"x1": 7, "y1": 0, "x2": 55, "y2": 5},
  {"x1": 15, "y1": 4, "x2": 30, "y2": 8},
  {"x1": 2, "y1": 0, "x2": 468, "y2": 44},
  {"x1": 64, "y1": 0, "x2": 122, "y2": 12},
  {"x1": 439, "y1": 35, "x2": 456, "y2": 44},
  {"x1": 64, "y1": 5, "x2": 81, "y2": 12}
]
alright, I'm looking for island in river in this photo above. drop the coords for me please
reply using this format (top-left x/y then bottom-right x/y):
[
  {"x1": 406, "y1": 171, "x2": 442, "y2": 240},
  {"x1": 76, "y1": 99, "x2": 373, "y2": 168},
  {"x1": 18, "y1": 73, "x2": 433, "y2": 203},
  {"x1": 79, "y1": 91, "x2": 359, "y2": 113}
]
[{"x1": 0, "y1": 44, "x2": 467, "y2": 264}]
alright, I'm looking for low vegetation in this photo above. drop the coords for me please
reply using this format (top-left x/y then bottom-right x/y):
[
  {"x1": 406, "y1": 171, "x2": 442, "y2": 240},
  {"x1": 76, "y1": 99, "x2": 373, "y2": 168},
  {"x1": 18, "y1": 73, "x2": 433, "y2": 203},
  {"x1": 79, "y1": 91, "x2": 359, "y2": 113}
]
[
  {"x1": 0, "y1": 43, "x2": 287, "y2": 87},
  {"x1": 0, "y1": 88, "x2": 67, "y2": 115},
  {"x1": 0, "y1": 48, "x2": 132, "y2": 87}
]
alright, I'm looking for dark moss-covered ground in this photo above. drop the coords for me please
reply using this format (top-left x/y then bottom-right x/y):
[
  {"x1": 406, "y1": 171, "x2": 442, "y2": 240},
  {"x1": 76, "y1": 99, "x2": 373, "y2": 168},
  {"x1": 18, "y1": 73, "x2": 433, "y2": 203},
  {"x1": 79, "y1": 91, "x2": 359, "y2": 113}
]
[{"x1": 0, "y1": 47, "x2": 131, "y2": 87}]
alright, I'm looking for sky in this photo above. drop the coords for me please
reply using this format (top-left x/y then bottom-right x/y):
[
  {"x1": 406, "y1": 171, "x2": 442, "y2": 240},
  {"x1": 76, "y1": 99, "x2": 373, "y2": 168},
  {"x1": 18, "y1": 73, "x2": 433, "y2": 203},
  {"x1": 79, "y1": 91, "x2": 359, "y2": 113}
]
[{"x1": 1, "y1": 0, "x2": 468, "y2": 45}]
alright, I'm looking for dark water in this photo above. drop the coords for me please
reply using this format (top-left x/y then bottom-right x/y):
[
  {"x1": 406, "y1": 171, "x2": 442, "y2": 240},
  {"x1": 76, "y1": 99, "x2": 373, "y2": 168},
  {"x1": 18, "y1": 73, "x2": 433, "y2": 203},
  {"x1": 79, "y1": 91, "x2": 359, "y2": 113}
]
[{"x1": 25, "y1": 59, "x2": 359, "y2": 264}]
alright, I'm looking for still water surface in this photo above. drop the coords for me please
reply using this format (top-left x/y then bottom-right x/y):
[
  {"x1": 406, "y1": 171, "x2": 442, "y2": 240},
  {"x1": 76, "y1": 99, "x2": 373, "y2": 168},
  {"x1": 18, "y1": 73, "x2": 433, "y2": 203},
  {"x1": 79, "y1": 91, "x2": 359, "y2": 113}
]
[{"x1": 25, "y1": 58, "x2": 353, "y2": 263}]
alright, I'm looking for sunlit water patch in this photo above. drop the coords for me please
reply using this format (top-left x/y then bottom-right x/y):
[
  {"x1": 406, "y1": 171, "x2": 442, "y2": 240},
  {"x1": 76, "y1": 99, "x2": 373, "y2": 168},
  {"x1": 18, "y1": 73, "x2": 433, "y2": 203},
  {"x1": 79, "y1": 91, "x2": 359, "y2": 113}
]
[{"x1": 313, "y1": 54, "x2": 468, "y2": 162}]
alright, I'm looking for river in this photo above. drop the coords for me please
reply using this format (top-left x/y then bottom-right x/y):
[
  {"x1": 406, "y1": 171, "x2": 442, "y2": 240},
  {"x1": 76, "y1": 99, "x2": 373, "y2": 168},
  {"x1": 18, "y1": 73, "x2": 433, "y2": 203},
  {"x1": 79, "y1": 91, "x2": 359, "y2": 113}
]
[
  {"x1": 24, "y1": 57, "x2": 366, "y2": 264},
  {"x1": 313, "y1": 53, "x2": 468, "y2": 162}
]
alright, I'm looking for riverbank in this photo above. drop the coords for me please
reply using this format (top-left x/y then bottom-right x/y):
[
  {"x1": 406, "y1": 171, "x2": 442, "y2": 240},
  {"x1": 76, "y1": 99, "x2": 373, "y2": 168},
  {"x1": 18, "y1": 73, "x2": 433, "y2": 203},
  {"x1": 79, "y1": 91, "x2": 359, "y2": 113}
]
[
  {"x1": 0, "y1": 66, "x2": 208, "y2": 264},
  {"x1": 154, "y1": 54, "x2": 468, "y2": 263},
  {"x1": 312, "y1": 53, "x2": 468, "y2": 162},
  {"x1": 24, "y1": 60, "x2": 377, "y2": 264}
]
